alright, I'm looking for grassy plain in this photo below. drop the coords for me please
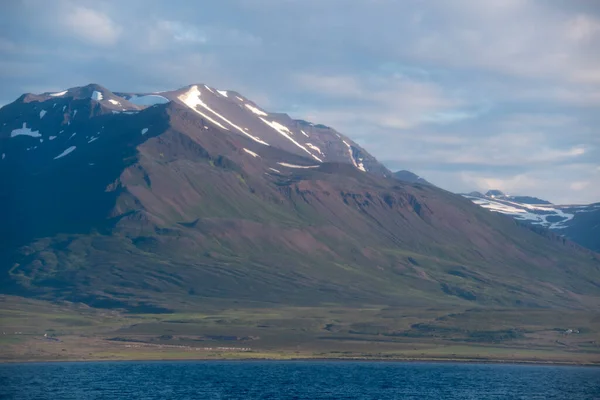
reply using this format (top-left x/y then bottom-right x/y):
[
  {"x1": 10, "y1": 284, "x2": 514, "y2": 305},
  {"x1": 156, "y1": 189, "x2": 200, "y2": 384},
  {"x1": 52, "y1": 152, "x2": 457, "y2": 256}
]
[{"x1": 1, "y1": 295, "x2": 599, "y2": 365}]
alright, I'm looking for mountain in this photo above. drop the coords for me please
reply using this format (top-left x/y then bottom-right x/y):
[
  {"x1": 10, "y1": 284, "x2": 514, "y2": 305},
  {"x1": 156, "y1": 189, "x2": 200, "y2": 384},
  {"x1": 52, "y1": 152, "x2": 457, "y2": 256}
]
[
  {"x1": 393, "y1": 170, "x2": 431, "y2": 185},
  {"x1": 1, "y1": 83, "x2": 600, "y2": 313},
  {"x1": 463, "y1": 191, "x2": 600, "y2": 252}
]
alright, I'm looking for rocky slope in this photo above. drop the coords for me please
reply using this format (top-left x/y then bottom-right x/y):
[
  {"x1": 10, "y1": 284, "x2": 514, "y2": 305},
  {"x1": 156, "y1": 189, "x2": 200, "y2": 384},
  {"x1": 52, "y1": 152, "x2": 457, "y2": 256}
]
[{"x1": 1, "y1": 83, "x2": 599, "y2": 312}]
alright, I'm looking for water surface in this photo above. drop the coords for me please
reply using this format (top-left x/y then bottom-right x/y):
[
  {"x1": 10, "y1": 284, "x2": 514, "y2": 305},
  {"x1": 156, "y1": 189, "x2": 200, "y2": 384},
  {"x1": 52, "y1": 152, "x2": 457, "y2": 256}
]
[{"x1": 1, "y1": 361, "x2": 598, "y2": 399}]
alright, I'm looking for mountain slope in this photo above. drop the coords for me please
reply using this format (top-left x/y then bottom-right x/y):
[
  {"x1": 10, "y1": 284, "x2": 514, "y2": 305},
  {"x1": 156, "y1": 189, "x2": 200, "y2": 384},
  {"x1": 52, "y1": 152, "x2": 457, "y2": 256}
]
[
  {"x1": 393, "y1": 170, "x2": 431, "y2": 185},
  {"x1": 463, "y1": 190, "x2": 600, "y2": 252},
  {"x1": 1, "y1": 84, "x2": 600, "y2": 312}
]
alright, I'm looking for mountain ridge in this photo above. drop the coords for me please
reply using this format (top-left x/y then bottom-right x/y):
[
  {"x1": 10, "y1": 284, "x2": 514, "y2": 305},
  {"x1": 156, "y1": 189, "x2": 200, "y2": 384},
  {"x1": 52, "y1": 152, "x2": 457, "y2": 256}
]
[
  {"x1": 1, "y1": 82, "x2": 599, "y2": 313},
  {"x1": 462, "y1": 190, "x2": 600, "y2": 252}
]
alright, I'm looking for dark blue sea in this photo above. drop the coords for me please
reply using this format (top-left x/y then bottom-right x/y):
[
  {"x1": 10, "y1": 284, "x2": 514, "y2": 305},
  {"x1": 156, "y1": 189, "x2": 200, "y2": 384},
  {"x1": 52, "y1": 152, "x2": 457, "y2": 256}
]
[{"x1": 1, "y1": 361, "x2": 599, "y2": 399}]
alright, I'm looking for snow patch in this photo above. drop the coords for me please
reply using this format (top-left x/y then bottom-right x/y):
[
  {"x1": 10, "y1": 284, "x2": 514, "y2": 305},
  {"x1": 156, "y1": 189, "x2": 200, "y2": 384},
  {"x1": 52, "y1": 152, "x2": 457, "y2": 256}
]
[
  {"x1": 108, "y1": 99, "x2": 121, "y2": 106},
  {"x1": 178, "y1": 86, "x2": 229, "y2": 130},
  {"x1": 244, "y1": 104, "x2": 268, "y2": 117},
  {"x1": 217, "y1": 90, "x2": 228, "y2": 97},
  {"x1": 128, "y1": 94, "x2": 169, "y2": 106},
  {"x1": 141, "y1": 128, "x2": 148, "y2": 135},
  {"x1": 40, "y1": 138, "x2": 43, "y2": 143},
  {"x1": 178, "y1": 85, "x2": 269, "y2": 145},
  {"x1": 243, "y1": 148, "x2": 260, "y2": 158},
  {"x1": 1, "y1": 153, "x2": 5, "y2": 160},
  {"x1": 277, "y1": 162, "x2": 319, "y2": 169},
  {"x1": 268, "y1": 168, "x2": 280, "y2": 173},
  {"x1": 53, "y1": 146, "x2": 76, "y2": 160},
  {"x1": 88, "y1": 137, "x2": 98, "y2": 143},
  {"x1": 464, "y1": 195, "x2": 575, "y2": 229},
  {"x1": 39, "y1": 110, "x2": 47, "y2": 119},
  {"x1": 11, "y1": 123, "x2": 41, "y2": 138},
  {"x1": 305, "y1": 143, "x2": 322, "y2": 155},
  {"x1": 91, "y1": 91, "x2": 103, "y2": 101},
  {"x1": 49, "y1": 90, "x2": 67, "y2": 97},
  {"x1": 236, "y1": 96, "x2": 244, "y2": 102},
  {"x1": 73, "y1": 109, "x2": 78, "y2": 117},
  {"x1": 69, "y1": 132, "x2": 76, "y2": 140},
  {"x1": 259, "y1": 118, "x2": 322, "y2": 162},
  {"x1": 342, "y1": 140, "x2": 365, "y2": 171},
  {"x1": 301, "y1": 130, "x2": 309, "y2": 137},
  {"x1": 62, "y1": 105, "x2": 66, "y2": 112},
  {"x1": 204, "y1": 85, "x2": 215, "y2": 94}
]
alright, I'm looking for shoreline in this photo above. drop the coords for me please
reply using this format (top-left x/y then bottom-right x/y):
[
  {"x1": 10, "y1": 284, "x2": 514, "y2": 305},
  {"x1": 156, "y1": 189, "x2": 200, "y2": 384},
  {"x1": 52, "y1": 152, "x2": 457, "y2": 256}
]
[{"x1": 2, "y1": 355, "x2": 599, "y2": 367}]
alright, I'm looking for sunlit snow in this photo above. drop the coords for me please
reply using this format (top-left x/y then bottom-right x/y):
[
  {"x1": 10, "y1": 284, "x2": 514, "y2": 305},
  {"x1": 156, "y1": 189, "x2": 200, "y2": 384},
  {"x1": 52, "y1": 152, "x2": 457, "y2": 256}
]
[
  {"x1": 244, "y1": 104, "x2": 268, "y2": 117},
  {"x1": 49, "y1": 90, "x2": 67, "y2": 97},
  {"x1": 178, "y1": 86, "x2": 229, "y2": 130},
  {"x1": 268, "y1": 168, "x2": 280, "y2": 173},
  {"x1": 243, "y1": 148, "x2": 260, "y2": 158},
  {"x1": 305, "y1": 143, "x2": 322, "y2": 155},
  {"x1": 236, "y1": 96, "x2": 244, "y2": 102},
  {"x1": 301, "y1": 130, "x2": 309, "y2": 137},
  {"x1": 217, "y1": 90, "x2": 228, "y2": 97},
  {"x1": 178, "y1": 86, "x2": 269, "y2": 145},
  {"x1": 108, "y1": 99, "x2": 121, "y2": 106},
  {"x1": 464, "y1": 195, "x2": 575, "y2": 229},
  {"x1": 53, "y1": 146, "x2": 76, "y2": 160},
  {"x1": 91, "y1": 91, "x2": 103, "y2": 101},
  {"x1": 128, "y1": 94, "x2": 169, "y2": 106},
  {"x1": 277, "y1": 162, "x2": 319, "y2": 169},
  {"x1": 39, "y1": 110, "x2": 47, "y2": 119},
  {"x1": 141, "y1": 128, "x2": 148, "y2": 135},
  {"x1": 259, "y1": 118, "x2": 322, "y2": 162},
  {"x1": 11, "y1": 123, "x2": 41, "y2": 138},
  {"x1": 204, "y1": 85, "x2": 215, "y2": 94},
  {"x1": 342, "y1": 140, "x2": 365, "y2": 171}
]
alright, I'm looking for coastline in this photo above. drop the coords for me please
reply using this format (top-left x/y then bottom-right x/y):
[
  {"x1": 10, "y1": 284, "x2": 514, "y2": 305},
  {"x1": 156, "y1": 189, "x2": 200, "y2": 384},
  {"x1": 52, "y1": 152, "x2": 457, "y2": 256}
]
[{"x1": 2, "y1": 354, "x2": 599, "y2": 367}]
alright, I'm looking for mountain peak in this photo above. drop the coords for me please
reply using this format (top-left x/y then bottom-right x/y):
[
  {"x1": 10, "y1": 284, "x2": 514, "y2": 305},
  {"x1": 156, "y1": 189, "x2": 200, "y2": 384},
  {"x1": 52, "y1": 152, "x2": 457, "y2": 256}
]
[{"x1": 485, "y1": 189, "x2": 505, "y2": 197}]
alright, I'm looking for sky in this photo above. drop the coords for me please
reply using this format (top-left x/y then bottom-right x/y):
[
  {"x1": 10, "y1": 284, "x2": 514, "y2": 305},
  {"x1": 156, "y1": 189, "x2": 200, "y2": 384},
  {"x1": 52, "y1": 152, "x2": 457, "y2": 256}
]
[{"x1": 1, "y1": 0, "x2": 599, "y2": 204}]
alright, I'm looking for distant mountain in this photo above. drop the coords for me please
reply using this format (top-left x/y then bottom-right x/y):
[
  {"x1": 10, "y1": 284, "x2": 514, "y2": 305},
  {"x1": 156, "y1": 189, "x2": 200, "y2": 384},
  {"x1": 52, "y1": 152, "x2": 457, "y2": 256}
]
[
  {"x1": 1, "y1": 83, "x2": 599, "y2": 313},
  {"x1": 393, "y1": 170, "x2": 431, "y2": 185},
  {"x1": 463, "y1": 191, "x2": 600, "y2": 252}
]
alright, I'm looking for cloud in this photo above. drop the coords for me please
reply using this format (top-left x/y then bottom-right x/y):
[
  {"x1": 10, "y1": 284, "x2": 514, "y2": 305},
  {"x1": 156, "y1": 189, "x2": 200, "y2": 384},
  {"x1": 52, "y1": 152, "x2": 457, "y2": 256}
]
[
  {"x1": 293, "y1": 72, "x2": 469, "y2": 130},
  {"x1": 450, "y1": 163, "x2": 600, "y2": 204},
  {"x1": 0, "y1": 0, "x2": 598, "y2": 203},
  {"x1": 158, "y1": 21, "x2": 208, "y2": 44},
  {"x1": 61, "y1": 6, "x2": 122, "y2": 46}
]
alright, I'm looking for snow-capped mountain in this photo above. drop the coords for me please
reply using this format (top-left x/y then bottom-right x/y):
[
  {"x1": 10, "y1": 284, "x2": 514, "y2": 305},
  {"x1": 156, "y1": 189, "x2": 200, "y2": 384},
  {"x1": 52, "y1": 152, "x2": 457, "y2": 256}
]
[
  {"x1": 2, "y1": 82, "x2": 600, "y2": 312},
  {"x1": 0, "y1": 83, "x2": 388, "y2": 176},
  {"x1": 463, "y1": 190, "x2": 600, "y2": 252}
]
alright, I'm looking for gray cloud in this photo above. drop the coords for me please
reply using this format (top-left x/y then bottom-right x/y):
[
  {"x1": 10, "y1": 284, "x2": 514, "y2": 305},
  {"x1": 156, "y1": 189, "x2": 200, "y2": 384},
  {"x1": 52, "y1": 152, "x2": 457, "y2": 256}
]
[{"x1": 1, "y1": 0, "x2": 598, "y2": 203}]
